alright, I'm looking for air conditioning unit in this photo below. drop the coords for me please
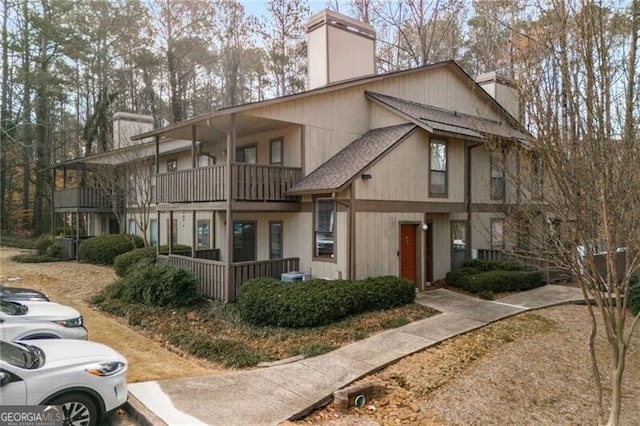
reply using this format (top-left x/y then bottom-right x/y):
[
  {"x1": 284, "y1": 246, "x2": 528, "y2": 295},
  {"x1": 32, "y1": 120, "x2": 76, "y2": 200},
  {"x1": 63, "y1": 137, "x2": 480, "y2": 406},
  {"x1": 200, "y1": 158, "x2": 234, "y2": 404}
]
[{"x1": 280, "y1": 271, "x2": 311, "y2": 282}]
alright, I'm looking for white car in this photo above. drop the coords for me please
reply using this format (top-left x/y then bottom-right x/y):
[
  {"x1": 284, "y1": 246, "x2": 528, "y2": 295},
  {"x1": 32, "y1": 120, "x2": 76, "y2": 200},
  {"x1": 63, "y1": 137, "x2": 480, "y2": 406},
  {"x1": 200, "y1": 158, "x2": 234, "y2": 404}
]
[
  {"x1": 0, "y1": 339, "x2": 128, "y2": 426},
  {"x1": 0, "y1": 300, "x2": 87, "y2": 341}
]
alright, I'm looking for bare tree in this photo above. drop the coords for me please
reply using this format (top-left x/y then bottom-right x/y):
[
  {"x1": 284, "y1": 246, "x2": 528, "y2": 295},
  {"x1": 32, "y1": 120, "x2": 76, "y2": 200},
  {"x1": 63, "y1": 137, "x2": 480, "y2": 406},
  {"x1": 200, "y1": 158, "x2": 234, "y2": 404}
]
[{"x1": 499, "y1": 1, "x2": 639, "y2": 424}]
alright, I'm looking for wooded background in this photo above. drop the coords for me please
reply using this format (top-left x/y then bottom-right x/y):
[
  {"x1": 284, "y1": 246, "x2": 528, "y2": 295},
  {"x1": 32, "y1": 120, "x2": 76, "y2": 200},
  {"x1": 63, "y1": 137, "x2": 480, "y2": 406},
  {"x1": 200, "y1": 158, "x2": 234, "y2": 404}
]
[{"x1": 1, "y1": 0, "x2": 637, "y2": 237}]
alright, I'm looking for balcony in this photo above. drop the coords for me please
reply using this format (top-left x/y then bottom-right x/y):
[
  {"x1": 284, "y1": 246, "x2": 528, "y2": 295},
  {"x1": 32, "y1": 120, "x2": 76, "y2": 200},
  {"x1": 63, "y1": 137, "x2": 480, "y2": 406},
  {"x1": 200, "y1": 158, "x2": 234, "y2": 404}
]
[
  {"x1": 53, "y1": 188, "x2": 117, "y2": 212},
  {"x1": 156, "y1": 164, "x2": 302, "y2": 204},
  {"x1": 158, "y1": 254, "x2": 300, "y2": 302}
]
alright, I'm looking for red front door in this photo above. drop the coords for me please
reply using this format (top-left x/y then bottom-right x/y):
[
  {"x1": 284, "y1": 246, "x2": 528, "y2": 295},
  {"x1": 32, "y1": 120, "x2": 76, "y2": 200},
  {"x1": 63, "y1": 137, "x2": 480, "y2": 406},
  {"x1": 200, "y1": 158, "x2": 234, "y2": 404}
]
[{"x1": 400, "y1": 224, "x2": 417, "y2": 283}]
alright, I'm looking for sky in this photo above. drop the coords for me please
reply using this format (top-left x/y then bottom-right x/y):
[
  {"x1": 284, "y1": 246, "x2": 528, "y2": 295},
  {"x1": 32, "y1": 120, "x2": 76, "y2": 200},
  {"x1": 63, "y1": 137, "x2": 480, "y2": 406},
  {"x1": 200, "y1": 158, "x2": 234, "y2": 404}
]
[{"x1": 240, "y1": 1, "x2": 345, "y2": 19}]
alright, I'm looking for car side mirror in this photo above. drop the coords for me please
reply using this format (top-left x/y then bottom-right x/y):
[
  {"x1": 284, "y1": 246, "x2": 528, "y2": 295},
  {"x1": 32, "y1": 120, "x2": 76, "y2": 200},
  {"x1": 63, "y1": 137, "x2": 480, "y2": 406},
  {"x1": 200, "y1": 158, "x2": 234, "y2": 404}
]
[{"x1": 0, "y1": 371, "x2": 10, "y2": 387}]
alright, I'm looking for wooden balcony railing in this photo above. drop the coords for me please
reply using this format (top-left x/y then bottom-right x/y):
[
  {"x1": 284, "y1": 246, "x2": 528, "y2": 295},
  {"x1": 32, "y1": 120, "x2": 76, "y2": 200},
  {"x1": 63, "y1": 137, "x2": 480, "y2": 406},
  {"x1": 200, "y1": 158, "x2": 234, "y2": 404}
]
[
  {"x1": 158, "y1": 254, "x2": 299, "y2": 302},
  {"x1": 156, "y1": 164, "x2": 302, "y2": 204},
  {"x1": 53, "y1": 188, "x2": 115, "y2": 210}
]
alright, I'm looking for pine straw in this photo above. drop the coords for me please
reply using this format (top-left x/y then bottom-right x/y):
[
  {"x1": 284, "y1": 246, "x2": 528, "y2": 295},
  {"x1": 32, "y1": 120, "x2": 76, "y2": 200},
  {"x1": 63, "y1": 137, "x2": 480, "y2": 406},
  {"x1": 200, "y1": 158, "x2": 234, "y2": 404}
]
[{"x1": 291, "y1": 306, "x2": 640, "y2": 426}]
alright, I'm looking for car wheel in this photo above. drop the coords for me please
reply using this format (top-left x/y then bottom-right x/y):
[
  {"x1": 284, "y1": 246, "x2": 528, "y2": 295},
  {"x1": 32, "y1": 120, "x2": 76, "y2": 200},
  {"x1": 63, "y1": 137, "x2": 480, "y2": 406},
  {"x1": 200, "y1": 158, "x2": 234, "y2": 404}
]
[{"x1": 47, "y1": 392, "x2": 98, "y2": 426}]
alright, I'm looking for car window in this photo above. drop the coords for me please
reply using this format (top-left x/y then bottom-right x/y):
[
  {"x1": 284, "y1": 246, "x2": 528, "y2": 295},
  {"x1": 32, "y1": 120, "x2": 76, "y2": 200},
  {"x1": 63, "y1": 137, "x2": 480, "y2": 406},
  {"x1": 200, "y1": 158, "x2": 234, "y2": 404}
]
[
  {"x1": 0, "y1": 341, "x2": 40, "y2": 369},
  {"x1": 0, "y1": 300, "x2": 27, "y2": 315}
]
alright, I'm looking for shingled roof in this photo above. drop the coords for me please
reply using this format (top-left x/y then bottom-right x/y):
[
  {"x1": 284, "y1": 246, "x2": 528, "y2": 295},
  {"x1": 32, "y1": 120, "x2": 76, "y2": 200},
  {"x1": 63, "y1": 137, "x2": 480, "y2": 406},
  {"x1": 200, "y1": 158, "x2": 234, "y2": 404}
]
[
  {"x1": 287, "y1": 124, "x2": 416, "y2": 195},
  {"x1": 366, "y1": 92, "x2": 530, "y2": 144}
]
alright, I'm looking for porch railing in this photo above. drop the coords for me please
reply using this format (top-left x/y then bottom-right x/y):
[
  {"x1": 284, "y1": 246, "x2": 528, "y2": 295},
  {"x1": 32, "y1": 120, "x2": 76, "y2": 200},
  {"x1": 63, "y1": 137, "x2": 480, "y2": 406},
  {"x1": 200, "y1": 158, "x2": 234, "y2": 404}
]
[
  {"x1": 53, "y1": 188, "x2": 114, "y2": 209},
  {"x1": 476, "y1": 249, "x2": 572, "y2": 283},
  {"x1": 156, "y1": 164, "x2": 302, "y2": 204},
  {"x1": 158, "y1": 254, "x2": 299, "y2": 302}
]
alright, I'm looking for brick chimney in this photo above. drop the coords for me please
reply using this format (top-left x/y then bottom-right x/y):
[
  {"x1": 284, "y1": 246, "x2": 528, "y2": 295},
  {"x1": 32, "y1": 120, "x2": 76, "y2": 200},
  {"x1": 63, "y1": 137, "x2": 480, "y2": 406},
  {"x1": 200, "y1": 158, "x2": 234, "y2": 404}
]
[
  {"x1": 475, "y1": 72, "x2": 521, "y2": 122},
  {"x1": 306, "y1": 9, "x2": 376, "y2": 90}
]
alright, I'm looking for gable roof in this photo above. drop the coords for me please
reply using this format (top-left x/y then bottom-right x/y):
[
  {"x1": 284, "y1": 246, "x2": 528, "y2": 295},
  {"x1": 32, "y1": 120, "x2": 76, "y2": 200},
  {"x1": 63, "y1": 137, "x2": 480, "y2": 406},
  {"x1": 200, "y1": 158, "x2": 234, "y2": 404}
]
[
  {"x1": 287, "y1": 124, "x2": 416, "y2": 195},
  {"x1": 132, "y1": 60, "x2": 520, "y2": 141},
  {"x1": 366, "y1": 92, "x2": 530, "y2": 145}
]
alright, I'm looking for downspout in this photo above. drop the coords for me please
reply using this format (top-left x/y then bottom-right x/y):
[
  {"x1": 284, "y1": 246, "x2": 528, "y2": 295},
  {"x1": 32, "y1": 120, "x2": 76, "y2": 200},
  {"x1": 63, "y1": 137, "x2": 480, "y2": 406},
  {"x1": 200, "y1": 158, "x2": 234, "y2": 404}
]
[
  {"x1": 225, "y1": 114, "x2": 236, "y2": 301},
  {"x1": 466, "y1": 142, "x2": 482, "y2": 261},
  {"x1": 191, "y1": 126, "x2": 197, "y2": 258},
  {"x1": 155, "y1": 136, "x2": 160, "y2": 255}
]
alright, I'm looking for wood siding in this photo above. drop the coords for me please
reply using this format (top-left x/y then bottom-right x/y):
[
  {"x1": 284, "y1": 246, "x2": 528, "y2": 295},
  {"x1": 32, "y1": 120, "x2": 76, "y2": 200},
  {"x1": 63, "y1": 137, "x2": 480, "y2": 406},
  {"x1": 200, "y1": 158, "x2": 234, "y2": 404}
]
[
  {"x1": 53, "y1": 188, "x2": 115, "y2": 211},
  {"x1": 156, "y1": 164, "x2": 301, "y2": 204},
  {"x1": 158, "y1": 254, "x2": 299, "y2": 302}
]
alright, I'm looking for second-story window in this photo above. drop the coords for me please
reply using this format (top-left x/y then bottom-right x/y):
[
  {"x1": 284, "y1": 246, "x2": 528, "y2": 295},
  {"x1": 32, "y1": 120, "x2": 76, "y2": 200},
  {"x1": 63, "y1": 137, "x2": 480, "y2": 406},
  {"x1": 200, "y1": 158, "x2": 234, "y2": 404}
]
[
  {"x1": 429, "y1": 139, "x2": 447, "y2": 196},
  {"x1": 236, "y1": 145, "x2": 256, "y2": 164},
  {"x1": 490, "y1": 152, "x2": 505, "y2": 200},
  {"x1": 270, "y1": 138, "x2": 282, "y2": 165},
  {"x1": 167, "y1": 159, "x2": 178, "y2": 172},
  {"x1": 491, "y1": 218, "x2": 505, "y2": 249},
  {"x1": 198, "y1": 154, "x2": 213, "y2": 167}
]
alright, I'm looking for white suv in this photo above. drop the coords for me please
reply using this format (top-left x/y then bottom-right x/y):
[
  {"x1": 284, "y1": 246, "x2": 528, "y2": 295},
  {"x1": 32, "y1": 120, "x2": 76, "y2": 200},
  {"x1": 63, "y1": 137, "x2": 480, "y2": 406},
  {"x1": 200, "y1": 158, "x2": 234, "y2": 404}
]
[
  {"x1": 0, "y1": 339, "x2": 128, "y2": 426},
  {"x1": 0, "y1": 300, "x2": 87, "y2": 341}
]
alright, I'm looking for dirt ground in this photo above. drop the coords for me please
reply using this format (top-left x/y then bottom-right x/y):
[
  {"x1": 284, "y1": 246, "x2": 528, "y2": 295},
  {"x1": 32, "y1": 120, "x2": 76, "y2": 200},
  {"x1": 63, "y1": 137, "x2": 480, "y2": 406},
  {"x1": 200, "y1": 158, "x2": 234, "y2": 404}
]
[
  {"x1": 3, "y1": 247, "x2": 639, "y2": 425},
  {"x1": 0, "y1": 247, "x2": 221, "y2": 383}
]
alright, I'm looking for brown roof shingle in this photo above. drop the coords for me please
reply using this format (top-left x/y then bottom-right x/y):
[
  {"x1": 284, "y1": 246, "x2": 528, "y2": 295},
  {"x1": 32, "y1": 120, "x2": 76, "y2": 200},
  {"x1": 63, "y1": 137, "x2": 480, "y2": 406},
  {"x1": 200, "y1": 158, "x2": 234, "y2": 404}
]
[
  {"x1": 366, "y1": 92, "x2": 530, "y2": 143},
  {"x1": 287, "y1": 124, "x2": 416, "y2": 195}
]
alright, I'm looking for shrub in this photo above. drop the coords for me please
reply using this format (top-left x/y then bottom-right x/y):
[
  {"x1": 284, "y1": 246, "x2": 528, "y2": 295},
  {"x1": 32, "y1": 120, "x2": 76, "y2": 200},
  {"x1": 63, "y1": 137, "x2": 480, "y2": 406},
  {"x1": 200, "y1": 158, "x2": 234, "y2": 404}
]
[
  {"x1": 446, "y1": 267, "x2": 482, "y2": 287},
  {"x1": 0, "y1": 236, "x2": 38, "y2": 249},
  {"x1": 113, "y1": 244, "x2": 193, "y2": 277},
  {"x1": 35, "y1": 234, "x2": 54, "y2": 255},
  {"x1": 629, "y1": 274, "x2": 640, "y2": 316},
  {"x1": 237, "y1": 276, "x2": 416, "y2": 328},
  {"x1": 122, "y1": 259, "x2": 200, "y2": 308},
  {"x1": 167, "y1": 332, "x2": 271, "y2": 368},
  {"x1": 11, "y1": 254, "x2": 66, "y2": 263},
  {"x1": 455, "y1": 270, "x2": 543, "y2": 293},
  {"x1": 79, "y1": 234, "x2": 144, "y2": 264},
  {"x1": 461, "y1": 259, "x2": 493, "y2": 271}
]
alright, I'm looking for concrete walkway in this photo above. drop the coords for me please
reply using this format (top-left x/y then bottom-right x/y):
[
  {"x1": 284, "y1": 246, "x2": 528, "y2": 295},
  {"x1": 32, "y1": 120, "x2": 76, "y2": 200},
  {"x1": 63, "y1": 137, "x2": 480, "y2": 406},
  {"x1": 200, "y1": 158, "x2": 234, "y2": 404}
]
[{"x1": 127, "y1": 284, "x2": 585, "y2": 426}]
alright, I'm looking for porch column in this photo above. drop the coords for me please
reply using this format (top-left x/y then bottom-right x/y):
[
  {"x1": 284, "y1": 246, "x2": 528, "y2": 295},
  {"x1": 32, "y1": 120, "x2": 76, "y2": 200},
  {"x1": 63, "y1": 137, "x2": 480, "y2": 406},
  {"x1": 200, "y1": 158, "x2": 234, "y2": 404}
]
[
  {"x1": 191, "y1": 126, "x2": 197, "y2": 168},
  {"x1": 169, "y1": 210, "x2": 174, "y2": 254},
  {"x1": 51, "y1": 168, "x2": 56, "y2": 235},
  {"x1": 75, "y1": 210, "x2": 80, "y2": 261},
  {"x1": 225, "y1": 114, "x2": 236, "y2": 301},
  {"x1": 192, "y1": 210, "x2": 196, "y2": 258},
  {"x1": 155, "y1": 135, "x2": 161, "y2": 256}
]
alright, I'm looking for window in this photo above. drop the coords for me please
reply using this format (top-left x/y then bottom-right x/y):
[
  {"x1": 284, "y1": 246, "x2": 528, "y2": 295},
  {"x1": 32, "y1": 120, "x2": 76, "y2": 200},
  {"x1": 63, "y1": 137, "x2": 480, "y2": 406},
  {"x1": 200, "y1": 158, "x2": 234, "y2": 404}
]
[
  {"x1": 235, "y1": 145, "x2": 256, "y2": 164},
  {"x1": 269, "y1": 221, "x2": 283, "y2": 259},
  {"x1": 128, "y1": 218, "x2": 137, "y2": 235},
  {"x1": 198, "y1": 154, "x2": 213, "y2": 167},
  {"x1": 532, "y1": 154, "x2": 543, "y2": 199},
  {"x1": 233, "y1": 221, "x2": 256, "y2": 262},
  {"x1": 491, "y1": 153, "x2": 505, "y2": 200},
  {"x1": 314, "y1": 197, "x2": 335, "y2": 258},
  {"x1": 451, "y1": 221, "x2": 467, "y2": 269},
  {"x1": 127, "y1": 180, "x2": 137, "y2": 203},
  {"x1": 270, "y1": 138, "x2": 282, "y2": 165},
  {"x1": 429, "y1": 139, "x2": 447, "y2": 196},
  {"x1": 166, "y1": 219, "x2": 178, "y2": 246},
  {"x1": 167, "y1": 159, "x2": 178, "y2": 172},
  {"x1": 197, "y1": 220, "x2": 210, "y2": 250},
  {"x1": 491, "y1": 218, "x2": 505, "y2": 249},
  {"x1": 150, "y1": 219, "x2": 158, "y2": 247}
]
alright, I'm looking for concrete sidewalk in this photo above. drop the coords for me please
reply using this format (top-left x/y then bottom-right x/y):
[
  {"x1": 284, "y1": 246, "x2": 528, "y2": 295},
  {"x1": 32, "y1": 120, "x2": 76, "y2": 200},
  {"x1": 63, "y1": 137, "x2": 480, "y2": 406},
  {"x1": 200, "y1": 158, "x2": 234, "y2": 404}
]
[{"x1": 127, "y1": 284, "x2": 584, "y2": 426}]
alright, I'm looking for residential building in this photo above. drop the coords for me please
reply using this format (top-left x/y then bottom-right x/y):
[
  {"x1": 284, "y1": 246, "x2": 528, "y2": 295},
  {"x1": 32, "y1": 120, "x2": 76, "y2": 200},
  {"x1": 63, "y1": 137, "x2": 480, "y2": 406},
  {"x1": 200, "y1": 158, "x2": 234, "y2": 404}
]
[{"x1": 53, "y1": 10, "x2": 531, "y2": 300}]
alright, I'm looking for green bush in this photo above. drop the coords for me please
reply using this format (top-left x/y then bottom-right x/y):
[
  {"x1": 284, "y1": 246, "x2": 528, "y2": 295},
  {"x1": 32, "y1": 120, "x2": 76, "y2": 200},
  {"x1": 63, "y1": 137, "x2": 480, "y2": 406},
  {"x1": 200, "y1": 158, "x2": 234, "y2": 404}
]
[
  {"x1": 35, "y1": 234, "x2": 54, "y2": 255},
  {"x1": 167, "y1": 332, "x2": 271, "y2": 368},
  {"x1": 122, "y1": 259, "x2": 200, "y2": 308},
  {"x1": 0, "y1": 236, "x2": 38, "y2": 249},
  {"x1": 11, "y1": 253, "x2": 67, "y2": 263},
  {"x1": 629, "y1": 274, "x2": 640, "y2": 316},
  {"x1": 237, "y1": 276, "x2": 416, "y2": 328},
  {"x1": 79, "y1": 234, "x2": 144, "y2": 264},
  {"x1": 445, "y1": 267, "x2": 482, "y2": 287},
  {"x1": 113, "y1": 244, "x2": 192, "y2": 277},
  {"x1": 455, "y1": 270, "x2": 543, "y2": 293},
  {"x1": 461, "y1": 259, "x2": 525, "y2": 272}
]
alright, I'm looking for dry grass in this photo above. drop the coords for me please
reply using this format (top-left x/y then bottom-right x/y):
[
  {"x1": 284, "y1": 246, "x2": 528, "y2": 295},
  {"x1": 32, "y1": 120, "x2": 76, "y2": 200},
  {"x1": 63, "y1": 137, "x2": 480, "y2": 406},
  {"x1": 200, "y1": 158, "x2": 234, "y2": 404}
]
[
  {"x1": 291, "y1": 305, "x2": 640, "y2": 426},
  {"x1": 0, "y1": 247, "x2": 220, "y2": 382}
]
